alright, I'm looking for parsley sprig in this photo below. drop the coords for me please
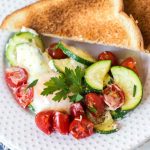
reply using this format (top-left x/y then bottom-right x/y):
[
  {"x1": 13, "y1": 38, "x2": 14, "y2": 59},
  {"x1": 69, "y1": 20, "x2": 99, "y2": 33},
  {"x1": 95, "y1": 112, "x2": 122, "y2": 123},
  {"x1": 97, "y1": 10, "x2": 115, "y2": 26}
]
[{"x1": 41, "y1": 67, "x2": 84, "y2": 102}]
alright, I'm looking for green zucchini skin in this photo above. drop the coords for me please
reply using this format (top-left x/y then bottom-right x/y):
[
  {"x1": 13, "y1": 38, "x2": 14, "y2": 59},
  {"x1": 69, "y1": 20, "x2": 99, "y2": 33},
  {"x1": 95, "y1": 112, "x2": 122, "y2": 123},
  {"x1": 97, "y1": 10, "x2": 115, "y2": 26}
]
[
  {"x1": 83, "y1": 81, "x2": 102, "y2": 94},
  {"x1": 94, "y1": 128, "x2": 118, "y2": 134},
  {"x1": 6, "y1": 31, "x2": 44, "y2": 66},
  {"x1": 111, "y1": 109, "x2": 129, "y2": 119},
  {"x1": 111, "y1": 66, "x2": 143, "y2": 111},
  {"x1": 85, "y1": 60, "x2": 111, "y2": 91},
  {"x1": 58, "y1": 42, "x2": 96, "y2": 65},
  {"x1": 93, "y1": 111, "x2": 118, "y2": 134},
  {"x1": 49, "y1": 58, "x2": 86, "y2": 73}
]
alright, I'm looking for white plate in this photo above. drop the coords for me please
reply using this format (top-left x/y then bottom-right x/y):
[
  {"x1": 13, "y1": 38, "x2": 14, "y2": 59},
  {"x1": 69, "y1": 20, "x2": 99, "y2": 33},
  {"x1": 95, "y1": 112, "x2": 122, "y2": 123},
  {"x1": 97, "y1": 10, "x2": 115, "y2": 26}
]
[{"x1": 0, "y1": 1, "x2": 150, "y2": 150}]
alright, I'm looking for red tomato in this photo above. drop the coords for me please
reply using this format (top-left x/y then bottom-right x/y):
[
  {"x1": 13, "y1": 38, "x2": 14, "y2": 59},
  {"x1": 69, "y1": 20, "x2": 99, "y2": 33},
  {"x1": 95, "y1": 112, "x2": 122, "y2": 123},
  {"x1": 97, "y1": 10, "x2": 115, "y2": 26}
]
[
  {"x1": 14, "y1": 84, "x2": 34, "y2": 108},
  {"x1": 35, "y1": 111, "x2": 54, "y2": 135},
  {"x1": 5, "y1": 67, "x2": 28, "y2": 89},
  {"x1": 98, "y1": 51, "x2": 118, "y2": 66},
  {"x1": 103, "y1": 84, "x2": 125, "y2": 110},
  {"x1": 70, "y1": 103, "x2": 85, "y2": 118},
  {"x1": 85, "y1": 93, "x2": 105, "y2": 116},
  {"x1": 121, "y1": 57, "x2": 138, "y2": 74},
  {"x1": 48, "y1": 43, "x2": 67, "y2": 59},
  {"x1": 53, "y1": 112, "x2": 70, "y2": 135},
  {"x1": 69, "y1": 117, "x2": 94, "y2": 139}
]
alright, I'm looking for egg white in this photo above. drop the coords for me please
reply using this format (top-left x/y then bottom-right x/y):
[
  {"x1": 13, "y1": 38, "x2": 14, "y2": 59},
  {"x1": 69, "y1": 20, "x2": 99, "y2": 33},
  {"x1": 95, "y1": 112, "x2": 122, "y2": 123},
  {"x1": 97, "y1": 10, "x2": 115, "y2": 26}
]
[
  {"x1": 16, "y1": 43, "x2": 72, "y2": 113},
  {"x1": 31, "y1": 73, "x2": 72, "y2": 114}
]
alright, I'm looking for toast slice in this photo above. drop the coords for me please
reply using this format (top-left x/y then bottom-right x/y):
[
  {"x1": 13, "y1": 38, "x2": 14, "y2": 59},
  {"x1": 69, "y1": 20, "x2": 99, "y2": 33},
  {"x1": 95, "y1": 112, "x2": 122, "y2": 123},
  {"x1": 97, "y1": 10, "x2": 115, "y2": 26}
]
[
  {"x1": 0, "y1": 0, "x2": 144, "y2": 50},
  {"x1": 124, "y1": 0, "x2": 150, "y2": 51}
]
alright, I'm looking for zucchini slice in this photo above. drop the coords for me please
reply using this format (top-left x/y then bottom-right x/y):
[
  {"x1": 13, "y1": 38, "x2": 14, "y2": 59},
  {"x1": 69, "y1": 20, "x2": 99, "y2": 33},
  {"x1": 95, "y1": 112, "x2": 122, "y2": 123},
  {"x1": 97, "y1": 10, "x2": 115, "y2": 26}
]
[
  {"x1": 94, "y1": 111, "x2": 118, "y2": 134},
  {"x1": 85, "y1": 60, "x2": 111, "y2": 90},
  {"x1": 111, "y1": 109, "x2": 128, "y2": 119},
  {"x1": 15, "y1": 43, "x2": 48, "y2": 76},
  {"x1": 6, "y1": 31, "x2": 44, "y2": 66},
  {"x1": 111, "y1": 66, "x2": 143, "y2": 111},
  {"x1": 57, "y1": 42, "x2": 96, "y2": 65},
  {"x1": 49, "y1": 58, "x2": 86, "y2": 73}
]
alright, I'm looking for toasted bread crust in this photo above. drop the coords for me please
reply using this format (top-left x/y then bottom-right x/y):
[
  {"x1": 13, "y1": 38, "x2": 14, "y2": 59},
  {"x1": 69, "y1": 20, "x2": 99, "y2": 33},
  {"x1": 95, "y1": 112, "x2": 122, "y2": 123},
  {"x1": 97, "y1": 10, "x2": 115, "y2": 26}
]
[
  {"x1": 1, "y1": 0, "x2": 144, "y2": 50},
  {"x1": 124, "y1": 0, "x2": 150, "y2": 51}
]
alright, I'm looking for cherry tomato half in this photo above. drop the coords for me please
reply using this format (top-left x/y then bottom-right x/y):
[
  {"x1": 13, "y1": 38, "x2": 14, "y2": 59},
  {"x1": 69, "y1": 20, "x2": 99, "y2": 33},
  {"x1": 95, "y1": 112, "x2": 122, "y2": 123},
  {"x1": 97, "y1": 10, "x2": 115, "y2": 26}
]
[
  {"x1": 70, "y1": 103, "x2": 85, "y2": 118},
  {"x1": 85, "y1": 93, "x2": 105, "y2": 116},
  {"x1": 53, "y1": 112, "x2": 70, "y2": 135},
  {"x1": 98, "y1": 51, "x2": 118, "y2": 66},
  {"x1": 14, "y1": 84, "x2": 34, "y2": 108},
  {"x1": 69, "y1": 117, "x2": 94, "y2": 139},
  {"x1": 121, "y1": 57, "x2": 138, "y2": 74},
  {"x1": 47, "y1": 43, "x2": 67, "y2": 59},
  {"x1": 103, "y1": 84, "x2": 125, "y2": 110},
  {"x1": 35, "y1": 111, "x2": 54, "y2": 135},
  {"x1": 5, "y1": 67, "x2": 28, "y2": 89}
]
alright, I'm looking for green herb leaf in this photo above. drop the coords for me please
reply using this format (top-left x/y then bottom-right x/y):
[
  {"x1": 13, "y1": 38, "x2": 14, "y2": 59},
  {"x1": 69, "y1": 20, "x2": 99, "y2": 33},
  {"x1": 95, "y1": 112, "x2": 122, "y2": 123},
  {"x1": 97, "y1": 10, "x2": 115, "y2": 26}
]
[
  {"x1": 27, "y1": 79, "x2": 38, "y2": 89},
  {"x1": 41, "y1": 75, "x2": 68, "y2": 96},
  {"x1": 28, "y1": 104, "x2": 35, "y2": 113},
  {"x1": 41, "y1": 67, "x2": 85, "y2": 102},
  {"x1": 133, "y1": 85, "x2": 137, "y2": 97},
  {"x1": 69, "y1": 94, "x2": 83, "y2": 102},
  {"x1": 88, "y1": 106, "x2": 97, "y2": 113},
  {"x1": 53, "y1": 90, "x2": 68, "y2": 102}
]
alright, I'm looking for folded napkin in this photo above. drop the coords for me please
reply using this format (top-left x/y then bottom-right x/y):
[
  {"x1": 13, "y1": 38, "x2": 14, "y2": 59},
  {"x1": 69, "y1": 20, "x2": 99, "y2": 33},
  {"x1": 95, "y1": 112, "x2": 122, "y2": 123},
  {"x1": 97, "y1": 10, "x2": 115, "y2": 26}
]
[{"x1": 0, "y1": 143, "x2": 10, "y2": 150}]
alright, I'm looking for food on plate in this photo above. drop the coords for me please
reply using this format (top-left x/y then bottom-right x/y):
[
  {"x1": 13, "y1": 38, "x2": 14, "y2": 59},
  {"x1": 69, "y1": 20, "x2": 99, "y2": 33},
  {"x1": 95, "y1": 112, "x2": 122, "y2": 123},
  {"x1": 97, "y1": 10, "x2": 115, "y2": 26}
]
[
  {"x1": 85, "y1": 93, "x2": 105, "y2": 116},
  {"x1": 70, "y1": 103, "x2": 85, "y2": 117},
  {"x1": 121, "y1": 57, "x2": 138, "y2": 74},
  {"x1": 94, "y1": 111, "x2": 118, "y2": 134},
  {"x1": 5, "y1": 67, "x2": 28, "y2": 89},
  {"x1": 53, "y1": 112, "x2": 70, "y2": 135},
  {"x1": 103, "y1": 84, "x2": 125, "y2": 110},
  {"x1": 85, "y1": 60, "x2": 111, "y2": 90},
  {"x1": 98, "y1": 51, "x2": 118, "y2": 66},
  {"x1": 0, "y1": 0, "x2": 144, "y2": 51},
  {"x1": 35, "y1": 110, "x2": 54, "y2": 135},
  {"x1": 47, "y1": 43, "x2": 68, "y2": 59},
  {"x1": 57, "y1": 42, "x2": 96, "y2": 65},
  {"x1": 69, "y1": 117, "x2": 94, "y2": 139},
  {"x1": 5, "y1": 31, "x2": 44, "y2": 66},
  {"x1": 5, "y1": 29, "x2": 143, "y2": 139},
  {"x1": 49, "y1": 58, "x2": 86, "y2": 73},
  {"x1": 111, "y1": 66, "x2": 142, "y2": 111},
  {"x1": 14, "y1": 84, "x2": 34, "y2": 108},
  {"x1": 124, "y1": 0, "x2": 150, "y2": 51}
]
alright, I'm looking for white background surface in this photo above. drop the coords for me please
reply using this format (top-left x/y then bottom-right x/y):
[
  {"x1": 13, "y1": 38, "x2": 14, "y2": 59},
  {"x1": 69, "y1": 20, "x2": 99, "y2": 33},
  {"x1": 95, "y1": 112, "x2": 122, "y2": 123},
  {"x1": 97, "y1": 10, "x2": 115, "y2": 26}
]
[{"x1": 0, "y1": 0, "x2": 150, "y2": 150}]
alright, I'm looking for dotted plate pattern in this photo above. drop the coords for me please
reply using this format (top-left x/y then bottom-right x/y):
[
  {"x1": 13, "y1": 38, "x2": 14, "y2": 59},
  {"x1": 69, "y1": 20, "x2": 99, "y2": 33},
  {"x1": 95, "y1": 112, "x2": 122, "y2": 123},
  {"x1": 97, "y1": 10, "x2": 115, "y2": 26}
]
[{"x1": 0, "y1": 1, "x2": 150, "y2": 150}]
